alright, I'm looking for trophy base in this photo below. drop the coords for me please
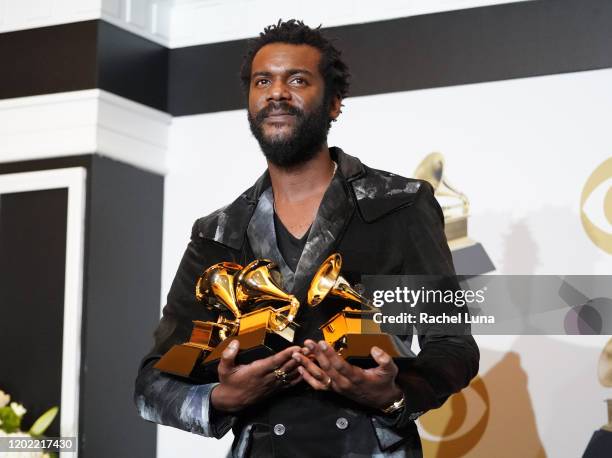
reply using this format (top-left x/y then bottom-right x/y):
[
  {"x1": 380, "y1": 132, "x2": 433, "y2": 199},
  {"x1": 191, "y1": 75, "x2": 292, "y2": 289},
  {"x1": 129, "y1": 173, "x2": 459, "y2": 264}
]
[
  {"x1": 338, "y1": 333, "x2": 415, "y2": 369},
  {"x1": 193, "y1": 326, "x2": 295, "y2": 381},
  {"x1": 153, "y1": 343, "x2": 212, "y2": 379},
  {"x1": 450, "y1": 239, "x2": 495, "y2": 277}
]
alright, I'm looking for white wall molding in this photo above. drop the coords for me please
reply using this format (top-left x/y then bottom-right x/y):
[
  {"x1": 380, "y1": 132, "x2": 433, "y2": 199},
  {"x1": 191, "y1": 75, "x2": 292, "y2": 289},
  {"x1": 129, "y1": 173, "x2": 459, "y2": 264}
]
[
  {"x1": 0, "y1": 0, "x2": 101, "y2": 33},
  {"x1": 0, "y1": 0, "x2": 532, "y2": 48},
  {"x1": 0, "y1": 0, "x2": 171, "y2": 46},
  {"x1": 169, "y1": 0, "x2": 533, "y2": 48},
  {"x1": 0, "y1": 89, "x2": 170, "y2": 174}
]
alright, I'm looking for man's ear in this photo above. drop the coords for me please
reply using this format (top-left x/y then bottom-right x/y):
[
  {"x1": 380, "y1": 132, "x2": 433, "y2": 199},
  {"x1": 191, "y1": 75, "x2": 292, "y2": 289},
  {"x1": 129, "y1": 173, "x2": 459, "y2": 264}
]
[{"x1": 329, "y1": 94, "x2": 342, "y2": 121}]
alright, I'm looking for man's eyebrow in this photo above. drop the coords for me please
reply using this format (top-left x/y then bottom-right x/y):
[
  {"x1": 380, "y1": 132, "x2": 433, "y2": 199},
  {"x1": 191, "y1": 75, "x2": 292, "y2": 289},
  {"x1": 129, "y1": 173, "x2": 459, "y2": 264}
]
[{"x1": 251, "y1": 68, "x2": 314, "y2": 78}]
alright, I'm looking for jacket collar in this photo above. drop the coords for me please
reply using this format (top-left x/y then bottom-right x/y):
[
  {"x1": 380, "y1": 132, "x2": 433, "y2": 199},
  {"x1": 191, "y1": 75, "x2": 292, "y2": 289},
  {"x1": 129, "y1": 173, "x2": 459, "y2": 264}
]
[{"x1": 196, "y1": 147, "x2": 364, "y2": 252}]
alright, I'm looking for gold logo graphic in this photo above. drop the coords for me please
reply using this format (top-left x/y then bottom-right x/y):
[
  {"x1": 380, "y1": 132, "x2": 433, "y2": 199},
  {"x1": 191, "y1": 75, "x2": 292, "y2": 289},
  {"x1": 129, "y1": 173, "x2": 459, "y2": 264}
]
[
  {"x1": 419, "y1": 377, "x2": 490, "y2": 456},
  {"x1": 581, "y1": 157, "x2": 612, "y2": 254}
]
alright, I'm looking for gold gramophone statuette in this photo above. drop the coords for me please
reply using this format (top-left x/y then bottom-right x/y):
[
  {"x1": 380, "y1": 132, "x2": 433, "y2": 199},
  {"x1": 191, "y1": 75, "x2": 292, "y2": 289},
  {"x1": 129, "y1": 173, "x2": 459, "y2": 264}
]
[
  {"x1": 153, "y1": 262, "x2": 242, "y2": 381},
  {"x1": 154, "y1": 259, "x2": 300, "y2": 382},
  {"x1": 308, "y1": 253, "x2": 413, "y2": 368},
  {"x1": 598, "y1": 338, "x2": 612, "y2": 432},
  {"x1": 414, "y1": 152, "x2": 470, "y2": 247},
  {"x1": 201, "y1": 259, "x2": 300, "y2": 368}
]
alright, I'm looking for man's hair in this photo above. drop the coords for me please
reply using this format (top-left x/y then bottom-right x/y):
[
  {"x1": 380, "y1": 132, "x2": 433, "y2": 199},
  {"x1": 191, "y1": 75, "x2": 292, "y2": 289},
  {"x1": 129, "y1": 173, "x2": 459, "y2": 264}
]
[{"x1": 240, "y1": 19, "x2": 350, "y2": 102}]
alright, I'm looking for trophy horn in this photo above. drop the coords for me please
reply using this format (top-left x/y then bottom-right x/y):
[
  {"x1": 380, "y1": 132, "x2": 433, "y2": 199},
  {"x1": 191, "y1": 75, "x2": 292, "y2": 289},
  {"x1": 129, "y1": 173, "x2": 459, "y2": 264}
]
[
  {"x1": 307, "y1": 253, "x2": 374, "y2": 310},
  {"x1": 598, "y1": 338, "x2": 612, "y2": 388},
  {"x1": 235, "y1": 259, "x2": 300, "y2": 331},
  {"x1": 195, "y1": 262, "x2": 243, "y2": 320},
  {"x1": 414, "y1": 152, "x2": 469, "y2": 217}
]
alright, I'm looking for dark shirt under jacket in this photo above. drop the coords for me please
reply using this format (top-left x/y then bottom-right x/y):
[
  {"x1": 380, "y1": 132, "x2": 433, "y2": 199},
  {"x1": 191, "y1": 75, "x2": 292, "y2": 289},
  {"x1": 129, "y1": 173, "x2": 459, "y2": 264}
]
[
  {"x1": 134, "y1": 147, "x2": 480, "y2": 458},
  {"x1": 273, "y1": 212, "x2": 310, "y2": 273}
]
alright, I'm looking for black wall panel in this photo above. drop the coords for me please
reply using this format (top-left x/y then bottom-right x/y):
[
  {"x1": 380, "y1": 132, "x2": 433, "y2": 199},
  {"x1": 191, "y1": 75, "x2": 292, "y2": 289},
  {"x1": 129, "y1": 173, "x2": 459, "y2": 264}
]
[
  {"x1": 0, "y1": 21, "x2": 98, "y2": 100},
  {"x1": 0, "y1": 188, "x2": 68, "y2": 438},
  {"x1": 79, "y1": 156, "x2": 162, "y2": 458},
  {"x1": 0, "y1": 156, "x2": 161, "y2": 458},
  {"x1": 168, "y1": 0, "x2": 612, "y2": 115},
  {"x1": 97, "y1": 21, "x2": 169, "y2": 112}
]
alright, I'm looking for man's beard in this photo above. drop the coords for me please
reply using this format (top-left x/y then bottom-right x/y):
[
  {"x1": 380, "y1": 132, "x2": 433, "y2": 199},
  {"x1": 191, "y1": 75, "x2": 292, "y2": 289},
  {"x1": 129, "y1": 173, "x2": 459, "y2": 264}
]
[{"x1": 248, "y1": 99, "x2": 330, "y2": 168}]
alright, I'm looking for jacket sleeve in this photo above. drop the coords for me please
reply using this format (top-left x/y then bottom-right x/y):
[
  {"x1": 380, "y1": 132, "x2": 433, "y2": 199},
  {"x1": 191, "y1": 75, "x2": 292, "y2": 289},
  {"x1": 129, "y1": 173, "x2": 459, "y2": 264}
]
[
  {"x1": 133, "y1": 221, "x2": 236, "y2": 438},
  {"x1": 392, "y1": 182, "x2": 480, "y2": 428}
]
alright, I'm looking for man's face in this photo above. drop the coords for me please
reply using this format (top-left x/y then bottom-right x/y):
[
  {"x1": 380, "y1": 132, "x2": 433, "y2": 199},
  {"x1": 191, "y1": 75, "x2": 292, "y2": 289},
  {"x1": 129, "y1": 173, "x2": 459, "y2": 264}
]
[{"x1": 247, "y1": 43, "x2": 335, "y2": 168}]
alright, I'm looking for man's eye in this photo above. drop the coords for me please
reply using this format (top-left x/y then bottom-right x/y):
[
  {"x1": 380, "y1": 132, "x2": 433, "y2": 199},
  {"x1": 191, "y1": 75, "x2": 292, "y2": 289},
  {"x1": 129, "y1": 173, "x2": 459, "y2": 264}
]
[
  {"x1": 291, "y1": 78, "x2": 306, "y2": 85},
  {"x1": 255, "y1": 79, "x2": 269, "y2": 87}
]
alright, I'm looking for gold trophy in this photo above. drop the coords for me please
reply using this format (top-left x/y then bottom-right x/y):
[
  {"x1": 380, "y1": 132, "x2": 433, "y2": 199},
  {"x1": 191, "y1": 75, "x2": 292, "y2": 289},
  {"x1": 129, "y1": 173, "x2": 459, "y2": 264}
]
[
  {"x1": 414, "y1": 152, "x2": 494, "y2": 275},
  {"x1": 414, "y1": 152, "x2": 469, "y2": 247},
  {"x1": 598, "y1": 338, "x2": 612, "y2": 432},
  {"x1": 202, "y1": 259, "x2": 300, "y2": 366},
  {"x1": 153, "y1": 262, "x2": 242, "y2": 380},
  {"x1": 154, "y1": 259, "x2": 300, "y2": 381},
  {"x1": 308, "y1": 253, "x2": 413, "y2": 368}
]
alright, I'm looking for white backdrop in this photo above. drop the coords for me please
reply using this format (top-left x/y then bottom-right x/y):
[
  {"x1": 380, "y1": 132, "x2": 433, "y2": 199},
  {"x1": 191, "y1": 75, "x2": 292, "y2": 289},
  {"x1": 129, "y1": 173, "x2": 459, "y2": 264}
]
[{"x1": 160, "y1": 67, "x2": 612, "y2": 457}]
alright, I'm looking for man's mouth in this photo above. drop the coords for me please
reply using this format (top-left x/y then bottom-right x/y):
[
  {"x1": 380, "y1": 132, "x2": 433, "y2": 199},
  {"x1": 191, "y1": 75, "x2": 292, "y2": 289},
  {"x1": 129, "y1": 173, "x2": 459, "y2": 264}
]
[{"x1": 264, "y1": 112, "x2": 295, "y2": 123}]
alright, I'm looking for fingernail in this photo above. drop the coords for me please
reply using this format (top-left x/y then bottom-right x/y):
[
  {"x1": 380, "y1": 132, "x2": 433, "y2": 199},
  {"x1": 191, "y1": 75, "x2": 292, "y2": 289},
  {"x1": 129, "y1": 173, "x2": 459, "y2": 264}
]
[
  {"x1": 372, "y1": 346, "x2": 382, "y2": 356},
  {"x1": 302, "y1": 347, "x2": 310, "y2": 355},
  {"x1": 292, "y1": 353, "x2": 301, "y2": 361},
  {"x1": 229, "y1": 340, "x2": 238, "y2": 350},
  {"x1": 297, "y1": 366, "x2": 304, "y2": 374},
  {"x1": 319, "y1": 341, "x2": 328, "y2": 350},
  {"x1": 305, "y1": 341, "x2": 315, "y2": 350}
]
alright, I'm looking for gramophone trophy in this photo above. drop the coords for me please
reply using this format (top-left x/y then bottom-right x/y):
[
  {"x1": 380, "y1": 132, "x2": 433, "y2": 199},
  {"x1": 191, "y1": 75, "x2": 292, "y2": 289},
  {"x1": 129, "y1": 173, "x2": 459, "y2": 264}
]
[
  {"x1": 582, "y1": 338, "x2": 612, "y2": 456},
  {"x1": 414, "y1": 152, "x2": 494, "y2": 276},
  {"x1": 201, "y1": 259, "x2": 300, "y2": 368},
  {"x1": 154, "y1": 259, "x2": 300, "y2": 382},
  {"x1": 598, "y1": 338, "x2": 612, "y2": 432},
  {"x1": 308, "y1": 253, "x2": 414, "y2": 368},
  {"x1": 153, "y1": 262, "x2": 241, "y2": 379}
]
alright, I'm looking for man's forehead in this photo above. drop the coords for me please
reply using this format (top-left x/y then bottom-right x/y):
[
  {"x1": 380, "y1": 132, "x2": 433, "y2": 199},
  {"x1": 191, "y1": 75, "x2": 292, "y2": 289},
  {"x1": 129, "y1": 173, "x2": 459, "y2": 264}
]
[{"x1": 251, "y1": 43, "x2": 322, "y2": 74}]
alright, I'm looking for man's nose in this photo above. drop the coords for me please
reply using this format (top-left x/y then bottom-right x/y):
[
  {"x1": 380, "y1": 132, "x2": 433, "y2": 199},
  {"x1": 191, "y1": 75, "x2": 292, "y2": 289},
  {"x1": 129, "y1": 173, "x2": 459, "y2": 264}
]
[{"x1": 267, "y1": 79, "x2": 290, "y2": 101}]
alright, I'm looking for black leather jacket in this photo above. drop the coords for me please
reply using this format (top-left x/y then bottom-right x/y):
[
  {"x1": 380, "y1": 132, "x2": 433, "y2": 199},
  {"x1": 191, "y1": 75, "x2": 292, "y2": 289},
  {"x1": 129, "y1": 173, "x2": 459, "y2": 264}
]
[{"x1": 134, "y1": 148, "x2": 480, "y2": 457}]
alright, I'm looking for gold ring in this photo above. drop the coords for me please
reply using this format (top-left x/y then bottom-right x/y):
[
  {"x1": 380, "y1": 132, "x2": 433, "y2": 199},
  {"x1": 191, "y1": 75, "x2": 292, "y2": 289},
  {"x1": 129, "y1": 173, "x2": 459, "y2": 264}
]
[
  {"x1": 274, "y1": 368, "x2": 288, "y2": 384},
  {"x1": 323, "y1": 376, "x2": 332, "y2": 389}
]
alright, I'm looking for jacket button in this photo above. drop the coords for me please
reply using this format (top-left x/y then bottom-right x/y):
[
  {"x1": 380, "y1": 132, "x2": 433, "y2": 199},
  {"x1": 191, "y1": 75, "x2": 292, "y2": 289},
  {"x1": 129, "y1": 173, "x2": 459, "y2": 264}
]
[
  {"x1": 273, "y1": 424, "x2": 286, "y2": 436},
  {"x1": 335, "y1": 417, "x2": 349, "y2": 430}
]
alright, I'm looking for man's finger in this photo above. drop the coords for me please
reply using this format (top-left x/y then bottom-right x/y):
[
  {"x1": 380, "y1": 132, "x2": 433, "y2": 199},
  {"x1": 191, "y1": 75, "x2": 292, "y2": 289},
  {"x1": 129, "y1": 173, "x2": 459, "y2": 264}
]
[
  {"x1": 249, "y1": 346, "x2": 302, "y2": 375},
  {"x1": 278, "y1": 356, "x2": 299, "y2": 375},
  {"x1": 292, "y1": 352, "x2": 330, "y2": 385},
  {"x1": 268, "y1": 346, "x2": 303, "y2": 369},
  {"x1": 297, "y1": 366, "x2": 330, "y2": 391},
  {"x1": 370, "y1": 346, "x2": 398, "y2": 377},
  {"x1": 217, "y1": 339, "x2": 239, "y2": 378},
  {"x1": 318, "y1": 340, "x2": 361, "y2": 384}
]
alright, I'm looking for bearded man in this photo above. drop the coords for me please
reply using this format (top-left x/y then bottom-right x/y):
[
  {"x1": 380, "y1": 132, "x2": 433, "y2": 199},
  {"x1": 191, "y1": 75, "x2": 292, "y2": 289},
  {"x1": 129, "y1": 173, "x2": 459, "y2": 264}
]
[{"x1": 134, "y1": 20, "x2": 479, "y2": 458}]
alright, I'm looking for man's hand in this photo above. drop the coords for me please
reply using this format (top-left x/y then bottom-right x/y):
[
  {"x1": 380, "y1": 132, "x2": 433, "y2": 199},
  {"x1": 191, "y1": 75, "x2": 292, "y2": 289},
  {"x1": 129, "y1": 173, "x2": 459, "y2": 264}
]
[
  {"x1": 211, "y1": 340, "x2": 303, "y2": 413},
  {"x1": 292, "y1": 339, "x2": 403, "y2": 410}
]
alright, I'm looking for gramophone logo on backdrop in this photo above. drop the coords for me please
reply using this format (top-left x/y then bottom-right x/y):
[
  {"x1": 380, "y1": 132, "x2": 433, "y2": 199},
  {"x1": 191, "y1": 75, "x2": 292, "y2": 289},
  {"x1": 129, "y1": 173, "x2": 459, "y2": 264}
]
[{"x1": 581, "y1": 157, "x2": 612, "y2": 254}]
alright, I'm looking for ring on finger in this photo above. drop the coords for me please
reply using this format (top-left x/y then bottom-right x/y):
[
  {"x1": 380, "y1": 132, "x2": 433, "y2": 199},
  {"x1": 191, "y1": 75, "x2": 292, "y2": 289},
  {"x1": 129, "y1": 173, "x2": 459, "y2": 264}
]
[
  {"x1": 323, "y1": 376, "x2": 332, "y2": 389},
  {"x1": 274, "y1": 368, "x2": 289, "y2": 385}
]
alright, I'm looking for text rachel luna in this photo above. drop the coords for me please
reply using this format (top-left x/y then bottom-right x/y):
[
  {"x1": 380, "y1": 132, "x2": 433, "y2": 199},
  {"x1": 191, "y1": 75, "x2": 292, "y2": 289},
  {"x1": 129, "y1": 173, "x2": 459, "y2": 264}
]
[{"x1": 373, "y1": 312, "x2": 495, "y2": 324}]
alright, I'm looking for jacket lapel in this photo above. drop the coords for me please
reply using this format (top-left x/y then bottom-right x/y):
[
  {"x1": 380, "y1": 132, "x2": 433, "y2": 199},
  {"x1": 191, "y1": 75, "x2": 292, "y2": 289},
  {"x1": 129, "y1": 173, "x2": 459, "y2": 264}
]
[
  {"x1": 291, "y1": 170, "x2": 355, "y2": 298},
  {"x1": 196, "y1": 148, "x2": 365, "y2": 299}
]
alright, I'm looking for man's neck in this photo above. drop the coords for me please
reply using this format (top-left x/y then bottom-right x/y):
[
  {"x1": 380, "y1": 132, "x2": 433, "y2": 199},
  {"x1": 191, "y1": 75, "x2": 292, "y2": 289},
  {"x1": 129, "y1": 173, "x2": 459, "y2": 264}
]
[
  {"x1": 267, "y1": 145, "x2": 336, "y2": 239},
  {"x1": 267, "y1": 146, "x2": 335, "y2": 205}
]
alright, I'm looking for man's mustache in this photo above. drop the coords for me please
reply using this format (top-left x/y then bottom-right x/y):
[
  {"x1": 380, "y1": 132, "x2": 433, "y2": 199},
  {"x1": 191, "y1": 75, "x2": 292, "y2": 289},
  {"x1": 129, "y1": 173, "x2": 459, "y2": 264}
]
[{"x1": 253, "y1": 102, "x2": 304, "y2": 124}]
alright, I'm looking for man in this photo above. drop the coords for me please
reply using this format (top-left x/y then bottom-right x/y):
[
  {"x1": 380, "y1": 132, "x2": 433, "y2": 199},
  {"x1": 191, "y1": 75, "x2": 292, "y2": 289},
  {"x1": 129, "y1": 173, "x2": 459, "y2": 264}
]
[{"x1": 135, "y1": 20, "x2": 479, "y2": 457}]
